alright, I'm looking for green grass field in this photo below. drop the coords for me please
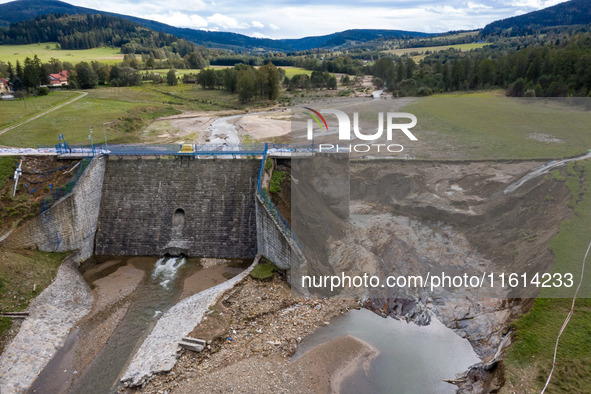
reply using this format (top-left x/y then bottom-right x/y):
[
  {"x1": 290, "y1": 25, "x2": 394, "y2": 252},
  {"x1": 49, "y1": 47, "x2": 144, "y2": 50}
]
[
  {"x1": 504, "y1": 159, "x2": 591, "y2": 392},
  {"x1": 0, "y1": 249, "x2": 69, "y2": 341},
  {"x1": 0, "y1": 43, "x2": 124, "y2": 65},
  {"x1": 149, "y1": 68, "x2": 202, "y2": 76},
  {"x1": 404, "y1": 96, "x2": 591, "y2": 160},
  {"x1": 278, "y1": 66, "x2": 313, "y2": 77},
  {"x1": 147, "y1": 66, "x2": 311, "y2": 78},
  {"x1": 0, "y1": 83, "x2": 252, "y2": 147},
  {"x1": 0, "y1": 91, "x2": 80, "y2": 130},
  {"x1": 383, "y1": 43, "x2": 490, "y2": 60}
]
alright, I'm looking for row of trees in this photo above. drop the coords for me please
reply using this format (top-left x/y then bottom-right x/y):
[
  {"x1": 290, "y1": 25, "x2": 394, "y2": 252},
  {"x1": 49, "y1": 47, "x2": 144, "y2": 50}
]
[
  {"x1": 72, "y1": 62, "x2": 142, "y2": 88},
  {"x1": 285, "y1": 71, "x2": 337, "y2": 90},
  {"x1": 192, "y1": 63, "x2": 281, "y2": 102}
]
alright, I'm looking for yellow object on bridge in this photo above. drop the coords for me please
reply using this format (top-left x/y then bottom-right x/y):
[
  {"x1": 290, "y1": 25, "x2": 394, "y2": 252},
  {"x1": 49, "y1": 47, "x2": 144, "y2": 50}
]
[{"x1": 179, "y1": 144, "x2": 195, "y2": 153}]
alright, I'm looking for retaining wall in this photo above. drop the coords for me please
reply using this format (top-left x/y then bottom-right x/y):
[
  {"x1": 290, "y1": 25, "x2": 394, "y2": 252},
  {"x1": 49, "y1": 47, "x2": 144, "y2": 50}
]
[
  {"x1": 0, "y1": 157, "x2": 106, "y2": 262},
  {"x1": 255, "y1": 196, "x2": 297, "y2": 269}
]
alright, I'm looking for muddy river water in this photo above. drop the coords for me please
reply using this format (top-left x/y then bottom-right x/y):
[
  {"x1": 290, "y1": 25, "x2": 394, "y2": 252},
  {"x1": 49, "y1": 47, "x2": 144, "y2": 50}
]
[{"x1": 293, "y1": 308, "x2": 480, "y2": 393}]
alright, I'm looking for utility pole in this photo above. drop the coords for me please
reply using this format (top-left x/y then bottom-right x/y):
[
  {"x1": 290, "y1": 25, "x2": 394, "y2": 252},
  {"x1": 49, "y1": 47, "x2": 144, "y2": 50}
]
[
  {"x1": 103, "y1": 122, "x2": 113, "y2": 152},
  {"x1": 13, "y1": 160, "x2": 22, "y2": 197},
  {"x1": 89, "y1": 126, "x2": 94, "y2": 156}
]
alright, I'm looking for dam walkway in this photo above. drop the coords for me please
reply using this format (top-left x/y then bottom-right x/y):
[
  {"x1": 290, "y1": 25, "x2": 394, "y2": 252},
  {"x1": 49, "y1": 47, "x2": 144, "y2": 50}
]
[{"x1": 27, "y1": 143, "x2": 316, "y2": 158}]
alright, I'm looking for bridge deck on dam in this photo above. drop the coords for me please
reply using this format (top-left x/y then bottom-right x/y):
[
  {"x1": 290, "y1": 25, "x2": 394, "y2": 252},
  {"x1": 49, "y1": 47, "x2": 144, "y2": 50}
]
[
  {"x1": 94, "y1": 157, "x2": 261, "y2": 258},
  {"x1": 22, "y1": 143, "x2": 316, "y2": 159}
]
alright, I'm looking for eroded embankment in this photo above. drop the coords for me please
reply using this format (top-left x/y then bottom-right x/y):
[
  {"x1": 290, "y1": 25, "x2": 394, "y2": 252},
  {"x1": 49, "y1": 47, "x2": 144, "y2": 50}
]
[
  {"x1": 24, "y1": 256, "x2": 254, "y2": 393},
  {"x1": 120, "y1": 256, "x2": 259, "y2": 387},
  {"x1": 348, "y1": 160, "x2": 575, "y2": 391},
  {"x1": 287, "y1": 158, "x2": 575, "y2": 391},
  {"x1": 0, "y1": 256, "x2": 93, "y2": 393}
]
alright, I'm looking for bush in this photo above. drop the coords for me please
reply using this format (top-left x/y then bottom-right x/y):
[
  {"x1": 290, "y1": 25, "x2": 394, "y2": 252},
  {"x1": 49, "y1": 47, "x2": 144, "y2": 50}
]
[
  {"x1": 37, "y1": 87, "x2": 49, "y2": 96},
  {"x1": 269, "y1": 170, "x2": 286, "y2": 194},
  {"x1": 250, "y1": 261, "x2": 277, "y2": 280}
]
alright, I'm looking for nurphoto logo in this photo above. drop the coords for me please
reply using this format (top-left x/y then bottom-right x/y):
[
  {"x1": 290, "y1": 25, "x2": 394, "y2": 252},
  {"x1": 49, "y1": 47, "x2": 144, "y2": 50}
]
[{"x1": 304, "y1": 107, "x2": 418, "y2": 153}]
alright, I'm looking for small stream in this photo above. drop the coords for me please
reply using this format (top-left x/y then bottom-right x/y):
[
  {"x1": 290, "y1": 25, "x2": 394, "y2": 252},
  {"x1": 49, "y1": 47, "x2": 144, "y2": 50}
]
[
  {"x1": 292, "y1": 308, "x2": 480, "y2": 393},
  {"x1": 30, "y1": 256, "x2": 249, "y2": 394},
  {"x1": 206, "y1": 115, "x2": 241, "y2": 145},
  {"x1": 70, "y1": 257, "x2": 187, "y2": 393}
]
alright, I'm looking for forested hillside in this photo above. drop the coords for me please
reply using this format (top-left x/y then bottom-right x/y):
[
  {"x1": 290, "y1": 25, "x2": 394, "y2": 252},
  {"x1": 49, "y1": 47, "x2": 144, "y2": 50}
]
[
  {"x1": 482, "y1": 0, "x2": 591, "y2": 36},
  {"x1": 0, "y1": 13, "x2": 199, "y2": 55}
]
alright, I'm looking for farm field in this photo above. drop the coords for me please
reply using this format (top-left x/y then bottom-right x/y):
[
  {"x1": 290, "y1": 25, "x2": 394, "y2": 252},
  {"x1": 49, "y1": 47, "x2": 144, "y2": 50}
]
[
  {"x1": 276, "y1": 66, "x2": 313, "y2": 77},
  {"x1": 0, "y1": 43, "x2": 124, "y2": 65},
  {"x1": 148, "y1": 67, "x2": 312, "y2": 78}
]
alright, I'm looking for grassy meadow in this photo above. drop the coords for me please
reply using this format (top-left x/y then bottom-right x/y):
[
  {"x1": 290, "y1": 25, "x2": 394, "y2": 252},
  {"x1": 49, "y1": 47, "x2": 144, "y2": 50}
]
[
  {"x1": 504, "y1": 159, "x2": 591, "y2": 392},
  {"x1": 0, "y1": 83, "x2": 260, "y2": 147},
  {"x1": 0, "y1": 91, "x2": 80, "y2": 130},
  {"x1": 384, "y1": 43, "x2": 490, "y2": 60},
  {"x1": 0, "y1": 43, "x2": 124, "y2": 65},
  {"x1": 404, "y1": 96, "x2": 591, "y2": 159}
]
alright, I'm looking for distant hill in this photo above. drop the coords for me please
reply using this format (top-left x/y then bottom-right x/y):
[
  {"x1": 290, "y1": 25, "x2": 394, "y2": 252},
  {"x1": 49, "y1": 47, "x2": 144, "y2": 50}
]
[
  {"x1": 0, "y1": 14, "x2": 184, "y2": 51},
  {"x1": 482, "y1": 0, "x2": 591, "y2": 36},
  {"x1": 0, "y1": 0, "x2": 431, "y2": 51}
]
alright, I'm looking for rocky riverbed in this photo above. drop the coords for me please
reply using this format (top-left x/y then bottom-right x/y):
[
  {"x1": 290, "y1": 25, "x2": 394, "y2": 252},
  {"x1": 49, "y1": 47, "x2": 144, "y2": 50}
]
[{"x1": 132, "y1": 273, "x2": 360, "y2": 393}]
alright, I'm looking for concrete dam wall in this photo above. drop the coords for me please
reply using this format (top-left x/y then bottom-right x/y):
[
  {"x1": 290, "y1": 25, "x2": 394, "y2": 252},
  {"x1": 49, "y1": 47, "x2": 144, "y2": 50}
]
[{"x1": 94, "y1": 158, "x2": 261, "y2": 258}]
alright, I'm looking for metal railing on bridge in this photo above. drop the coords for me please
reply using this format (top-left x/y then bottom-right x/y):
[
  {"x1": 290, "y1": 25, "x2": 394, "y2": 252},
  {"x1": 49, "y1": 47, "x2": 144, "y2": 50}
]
[{"x1": 43, "y1": 143, "x2": 318, "y2": 158}]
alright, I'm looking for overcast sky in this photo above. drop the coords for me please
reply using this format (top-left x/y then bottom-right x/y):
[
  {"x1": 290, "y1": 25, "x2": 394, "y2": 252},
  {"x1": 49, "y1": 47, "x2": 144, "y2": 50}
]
[{"x1": 2, "y1": 0, "x2": 568, "y2": 38}]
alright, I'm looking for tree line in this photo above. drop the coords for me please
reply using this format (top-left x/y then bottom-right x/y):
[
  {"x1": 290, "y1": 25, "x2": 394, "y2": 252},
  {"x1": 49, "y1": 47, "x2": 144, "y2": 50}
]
[
  {"x1": 191, "y1": 63, "x2": 281, "y2": 102},
  {"x1": 370, "y1": 31, "x2": 591, "y2": 97}
]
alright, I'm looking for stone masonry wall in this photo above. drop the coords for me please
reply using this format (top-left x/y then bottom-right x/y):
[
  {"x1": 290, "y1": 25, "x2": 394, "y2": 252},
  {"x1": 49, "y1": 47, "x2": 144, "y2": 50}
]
[
  {"x1": 255, "y1": 196, "x2": 302, "y2": 270},
  {"x1": 94, "y1": 158, "x2": 260, "y2": 258},
  {"x1": 0, "y1": 157, "x2": 106, "y2": 262}
]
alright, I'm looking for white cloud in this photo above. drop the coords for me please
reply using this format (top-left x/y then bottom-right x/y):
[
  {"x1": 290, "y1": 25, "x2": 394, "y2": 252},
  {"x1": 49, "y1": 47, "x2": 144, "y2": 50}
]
[
  {"x1": 269, "y1": 23, "x2": 280, "y2": 31},
  {"x1": 206, "y1": 13, "x2": 249, "y2": 29},
  {"x1": 148, "y1": 11, "x2": 208, "y2": 28},
  {"x1": 164, "y1": 0, "x2": 207, "y2": 12},
  {"x1": 508, "y1": 0, "x2": 565, "y2": 8},
  {"x1": 467, "y1": 2, "x2": 492, "y2": 10},
  {"x1": 251, "y1": 20, "x2": 265, "y2": 28}
]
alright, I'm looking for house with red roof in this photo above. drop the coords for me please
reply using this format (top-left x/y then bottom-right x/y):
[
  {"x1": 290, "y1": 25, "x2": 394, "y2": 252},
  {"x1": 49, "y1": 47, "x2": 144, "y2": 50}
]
[
  {"x1": 0, "y1": 78, "x2": 9, "y2": 93},
  {"x1": 47, "y1": 70, "x2": 70, "y2": 87}
]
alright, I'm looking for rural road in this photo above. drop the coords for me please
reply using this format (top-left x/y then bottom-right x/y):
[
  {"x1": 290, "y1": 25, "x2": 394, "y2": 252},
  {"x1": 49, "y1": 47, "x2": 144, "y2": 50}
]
[{"x1": 0, "y1": 91, "x2": 88, "y2": 137}]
